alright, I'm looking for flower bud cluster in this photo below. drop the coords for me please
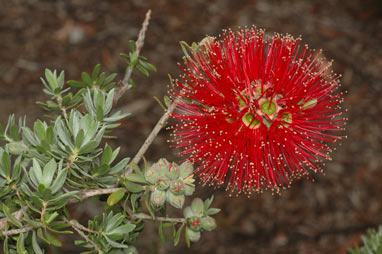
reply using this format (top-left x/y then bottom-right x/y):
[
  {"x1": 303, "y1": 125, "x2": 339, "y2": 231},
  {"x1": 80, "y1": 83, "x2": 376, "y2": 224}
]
[
  {"x1": 183, "y1": 198, "x2": 217, "y2": 242},
  {"x1": 145, "y1": 159, "x2": 195, "y2": 210}
]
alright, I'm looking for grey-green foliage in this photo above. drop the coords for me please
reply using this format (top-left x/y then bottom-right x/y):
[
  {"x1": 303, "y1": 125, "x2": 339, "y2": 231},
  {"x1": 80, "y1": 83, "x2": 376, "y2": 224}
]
[
  {"x1": 349, "y1": 226, "x2": 382, "y2": 254},
  {"x1": 0, "y1": 48, "x2": 219, "y2": 253},
  {"x1": 75, "y1": 211, "x2": 136, "y2": 253},
  {"x1": 0, "y1": 65, "x2": 136, "y2": 253},
  {"x1": 120, "y1": 40, "x2": 157, "y2": 89}
]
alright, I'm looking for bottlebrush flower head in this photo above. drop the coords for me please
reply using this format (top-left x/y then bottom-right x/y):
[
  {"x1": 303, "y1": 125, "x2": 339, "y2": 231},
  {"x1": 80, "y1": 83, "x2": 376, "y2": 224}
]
[{"x1": 169, "y1": 27, "x2": 346, "y2": 195}]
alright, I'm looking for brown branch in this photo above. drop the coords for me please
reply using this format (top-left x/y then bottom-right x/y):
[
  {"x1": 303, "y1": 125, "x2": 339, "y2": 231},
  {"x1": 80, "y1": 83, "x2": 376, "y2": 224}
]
[
  {"x1": 67, "y1": 187, "x2": 123, "y2": 204},
  {"x1": 64, "y1": 218, "x2": 99, "y2": 235},
  {"x1": 114, "y1": 9, "x2": 151, "y2": 103},
  {"x1": 124, "y1": 98, "x2": 179, "y2": 176},
  {"x1": 126, "y1": 206, "x2": 185, "y2": 223},
  {"x1": 1, "y1": 226, "x2": 33, "y2": 237},
  {"x1": 63, "y1": 217, "x2": 102, "y2": 252},
  {"x1": 56, "y1": 95, "x2": 68, "y2": 119}
]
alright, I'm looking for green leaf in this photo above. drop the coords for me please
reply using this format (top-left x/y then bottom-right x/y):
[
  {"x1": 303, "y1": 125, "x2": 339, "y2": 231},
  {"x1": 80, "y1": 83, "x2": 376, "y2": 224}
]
[
  {"x1": 61, "y1": 94, "x2": 72, "y2": 107},
  {"x1": 122, "y1": 181, "x2": 144, "y2": 193},
  {"x1": 130, "y1": 163, "x2": 143, "y2": 176},
  {"x1": 78, "y1": 140, "x2": 99, "y2": 154},
  {"x1": 75, "y1": 129, "x2": 85, "y2": 149},
  {"x1": 109, "y1": 158, "x2": 130, "y2": 174},
  {"x1": 32, "y1": 231, "x2": 44, "y2": 254},
  {"x1": 204, "y1": 195, "x2": 214, "y2": 210},
  {"x1": 32, "y1": 158, "x2": 43, "y2": 183},
  {"x1": 136, "y1": 64, "x2": 149, "y2": 77},
  {"x1": 34, "y1": 120, "x2": 46, "y2": 141},
  {"x1": 2, "y1": 203, "x2": 23, "y2": 228},
  {"x1": 45, "y1": 69, "x2": 57, "y2": 90},
  {"x1": 130, "y1": 52, "x2": 138, "y2": 66},
  {"x1": 49, "y1": 191, "x2": 78, "y2": 203},
  {"x1": 206, "y1": 208, "x2": 221, "y2": 215},
  {"x1": 42, "y1": 159, "x2": 57, "y2": 187},
  {"x1": 185, "y1": 225, "x2": 191, "y2": 248},
  {"x1": 45, "y1": 211, "x2": 59, "y2": 224},
  {"x1": 93, "y1": 164, "x2": 110, "y2": 176},
  {"x1": 91, "y1": 64, "x2": 101, "y2": 81},
  {"x1": 17, "y1": 233, "x2": 28, "y2": 254},
  {"x1": 139, "y1": 59, "x2": 157, "y2": 72},
  {"x1": 96, "y1": 105, "x2": 104, "y2": 121},
  {"x1": 101, "y1": 145, "x2": 113, "y2": 165},
  {"x1": 128, "y1": 79, "x2": 136, "y2": 90},
  {"x1": 67, "y1": 80, "x2": 86, "y2": 88},
  {"x1": 174, "y1": 223, "x2": 185, "y2": 246},
  {"x1": 107, "y1": 224, "x2": 136, "y2": 235},
  {"x1": 3, "y1": 236, "x2": 9, "y2": 254},
  {"x1": 50, "y1": 167, "x2": 67, "y2": 194},
  {"x1": 107, "y1": 189, "x2": 126, "y2": 206},
  {"x1": 23, "y1": 213, "x2": 43, "y2": 228},
  {"x1": 45, "y1": 230, "x2": 62, "y2": 247},
  {"x1": 124, "y1": 173, "x2": 148, "y2": 184},
  {"x1": 104, "y1": 236, "x2": 129, "y2": 249},
  {"x1": 1, "y1": 150, "x2": 11, "y2": 178},
  {"x1": 9, "y1": 125, "x2": 20, "y2": 141},
  {"x1": 159, "y1": 222, "x2": 166, "y2": 243},
  {"x1": 81, "y1": 72, "x2": 91, "y2": 85},
  {"x1": 127, "y1": 40, "x2": 136, "y2": 52}
]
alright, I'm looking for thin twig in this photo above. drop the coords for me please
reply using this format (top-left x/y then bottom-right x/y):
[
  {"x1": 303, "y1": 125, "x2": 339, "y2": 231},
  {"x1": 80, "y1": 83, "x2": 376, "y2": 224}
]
[
  {"x1": 126, "y1": 206, "x2": 186, "y2": 223},
  {"x1": 1, "y1": 226, "x2": 33, "y2": 237},
  {"x1": 40, "y1": 201, "x2": 47, "y2": 228},
  {"x1": 67, "y1": 187, "x2": 123, "y2": 204},
  {"x1": 124, "y1": 98, "x2": 179, "y2": 176},
  {"x1": 56, "y1": 95, "x2": 68, "y2": 119},
  {"x1": 63, "y1": 217, "x2": 102, "y2": 252},
  {"x1": 65, "y1": 218, "x2": 99, "y2": 234},
  {"x1": 114, "y1": 9, "x2": 151, "y2": 103}
]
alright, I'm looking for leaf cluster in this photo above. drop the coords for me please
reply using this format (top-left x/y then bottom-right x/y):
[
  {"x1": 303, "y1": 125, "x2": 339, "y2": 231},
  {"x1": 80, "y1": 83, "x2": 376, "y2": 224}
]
[{"x1": 349, "y1": 226, "x2": 382, "y2": 254}]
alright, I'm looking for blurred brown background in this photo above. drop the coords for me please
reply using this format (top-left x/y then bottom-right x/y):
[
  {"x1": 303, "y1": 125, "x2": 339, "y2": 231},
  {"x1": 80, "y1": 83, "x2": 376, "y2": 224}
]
[{"x1": 0, "y1": 0, "x2": 381, "y2": 253}]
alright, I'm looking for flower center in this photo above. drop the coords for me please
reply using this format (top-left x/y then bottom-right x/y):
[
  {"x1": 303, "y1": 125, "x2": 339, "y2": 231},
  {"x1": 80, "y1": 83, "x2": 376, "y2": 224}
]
[{"x1": 233, "y1": 80, "x2": 299, "y2": 130}]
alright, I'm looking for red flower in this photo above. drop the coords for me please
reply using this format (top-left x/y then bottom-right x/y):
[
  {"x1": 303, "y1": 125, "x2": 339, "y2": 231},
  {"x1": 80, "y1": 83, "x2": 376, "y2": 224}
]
[{"x1": 170, "y1": 28, "x2": 346, "y2": 194}]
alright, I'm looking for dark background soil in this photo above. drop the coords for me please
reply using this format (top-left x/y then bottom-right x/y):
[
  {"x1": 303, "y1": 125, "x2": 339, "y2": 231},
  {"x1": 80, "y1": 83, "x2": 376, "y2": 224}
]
[{"x1": 0, "y1": 0, "x2": 381, "y2": 253}]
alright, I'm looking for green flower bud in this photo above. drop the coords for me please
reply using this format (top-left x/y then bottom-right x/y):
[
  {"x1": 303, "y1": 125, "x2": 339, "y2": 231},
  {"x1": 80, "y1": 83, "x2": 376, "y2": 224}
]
[
  {"x1": 150, "y1": 189, "x2": 166, "y2": 209},
  {"x1": 183, "y1": 206, "x2": 194, "y2": 219},
  {"x1": 187, "y1": 216, "x2": 202, "y2": 232},
  {"x1": 167, "y1": 191, "x2": 185, "y2": 209},
  {"x1": 144, "y1": 167, "x2": 159, "y2": 184},
  {"x1": 191, "y1": 198, "x2": 204, "y2": 215},
  {"x1": 154, "y1": 158, "x2": 170, "y2": 176},
  {"x1": 166, "y1": 163, "x2": 180, "y2": 180},
  {"x1": 201, "y1": 216, "x2": 217, "y2": 231},
  {"x1": 156, "y1": 176, "x2": 169, "y2": 191},
  {"x1": 186, "y1": 227, "x2": 201, "y2": 242},
  {"x1": 179, "y1": 161, "x2": 193, "y2": 179},
  {"x1": 169, "y1": 179, "x2": 185, "y2": 195},
  {"x1": 184, "y1": 183, "x2": 196, "y2": 196}
]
